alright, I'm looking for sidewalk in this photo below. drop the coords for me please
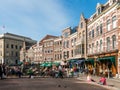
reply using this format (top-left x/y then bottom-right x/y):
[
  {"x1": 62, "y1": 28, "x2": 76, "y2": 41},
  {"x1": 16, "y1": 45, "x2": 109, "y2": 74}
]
[{"x1": 77, "y1": 74, "x2": 120, "y2": 90}]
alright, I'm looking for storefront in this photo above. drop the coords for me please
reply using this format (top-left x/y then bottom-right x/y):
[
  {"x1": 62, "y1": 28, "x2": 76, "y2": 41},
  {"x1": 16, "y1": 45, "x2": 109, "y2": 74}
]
[
  {"x1": 68, "y1": 58, "x2": 85, "y2": 68},
  {"x1": 97, "y1": 56, "x2": 117, "y2": 77},
  {"x1": 85, "y1": 58, "x2": 94, "y2": 74},
  {"x1": 87, "y1": 49, "x2": 118, "y2": 77}
]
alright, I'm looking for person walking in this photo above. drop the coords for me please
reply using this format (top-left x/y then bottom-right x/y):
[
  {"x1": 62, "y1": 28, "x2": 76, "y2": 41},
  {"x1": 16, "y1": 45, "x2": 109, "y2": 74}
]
[
  {"x1": 58, "y1": 65, "x2": 63, "y2": 78},
  {"x1": 2, "y1": 63, "x2": 6, "y2": 79},
  {"x1": 93, "y1": 67, "x2": 96, "y2": 76},
  {"x1": 17, "y1": 68, "x2": 22, "y2": 78}
]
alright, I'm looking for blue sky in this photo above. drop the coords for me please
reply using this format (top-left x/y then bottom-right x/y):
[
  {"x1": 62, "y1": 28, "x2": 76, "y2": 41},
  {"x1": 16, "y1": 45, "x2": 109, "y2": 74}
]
[{"x1": 0, "y1": 0, "x2": 107, "y2": 41}]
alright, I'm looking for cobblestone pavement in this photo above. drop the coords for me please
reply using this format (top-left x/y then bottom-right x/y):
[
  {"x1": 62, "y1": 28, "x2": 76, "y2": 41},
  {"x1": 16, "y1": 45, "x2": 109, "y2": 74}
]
[{"x1": 0, "y1": 77, "x2": 110, "y2": 90}]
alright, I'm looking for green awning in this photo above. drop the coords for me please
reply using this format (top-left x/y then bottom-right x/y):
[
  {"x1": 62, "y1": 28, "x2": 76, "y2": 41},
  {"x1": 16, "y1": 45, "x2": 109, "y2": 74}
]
[
  {"x1": 68, "y1": 59, "x2": 78, "y2": 63},
  {"x1": 98, "y1": 56, "x2": 115, "y2": 66},
  {"x1": 40, "y1": 62, "x2": 53, "y2": 67},
  {"x1": 40, "y1": 63, "x2": 47, "y2": 67},
  {"x1": 52, "y1": 62, "x2": 60, "y2": 66},
  {"x1": 85, "y1": 58, "x2": 94, "y2": 66},
  {"x1": 46, "y1": 63, "x2": 52, "y2": 67}
]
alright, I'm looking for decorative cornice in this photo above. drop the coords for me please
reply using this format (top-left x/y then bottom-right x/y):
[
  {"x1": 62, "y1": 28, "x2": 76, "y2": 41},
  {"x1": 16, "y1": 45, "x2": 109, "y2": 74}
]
[{"x1": 88, "y1": 2, "x2": 118, "y2": 25}]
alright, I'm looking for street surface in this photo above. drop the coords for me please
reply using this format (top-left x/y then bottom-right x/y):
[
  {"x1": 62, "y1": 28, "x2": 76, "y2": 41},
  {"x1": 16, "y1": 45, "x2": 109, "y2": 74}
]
[{"x1": 0, "y1": 77, "x2": 109, "y2": 90}]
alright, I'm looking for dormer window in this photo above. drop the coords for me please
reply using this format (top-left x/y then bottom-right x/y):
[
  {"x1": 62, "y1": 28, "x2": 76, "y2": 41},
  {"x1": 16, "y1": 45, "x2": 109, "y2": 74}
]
[
  {"x1": 98, "y1": 8, "x2": 101, "y2": 15},
  {"x1": 96, "y1": 3, "x2": 102, "y2": 15}
]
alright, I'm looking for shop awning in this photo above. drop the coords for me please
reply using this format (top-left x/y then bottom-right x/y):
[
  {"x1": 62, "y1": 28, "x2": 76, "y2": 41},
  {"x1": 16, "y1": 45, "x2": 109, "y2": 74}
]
[
  {"x1": 75, "y1": 60, "x2": 85, "y2": 64},
  {"x1": 69, "y1": 58, "x2": 85, "y2": 63},
  {"x1": 52, "y1": 62, "x2": 60, "y2": 66},
  {"x1": 85, "y1": 58, "x2": 94, "y2": 66},
  {"x1": 68, "y1": 59, "x2": 77, "y2": 63},
  {"x1": 45, "y1": 63, "x2": 52, "y2": 67},
  {"x1": 40, "y1": 63, "x2": 47, "y2": 67},
  {"x1": 40, "y1": 62, "x2": 60, "y2": 67},
  {"x1": 97, "y1": 56, "x2": 115, "y2": 66}
]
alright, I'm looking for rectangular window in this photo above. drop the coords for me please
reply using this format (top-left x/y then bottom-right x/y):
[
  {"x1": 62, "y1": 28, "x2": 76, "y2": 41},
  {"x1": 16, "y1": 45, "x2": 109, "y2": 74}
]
[
  {"x1": 15, "y1": 45, "x2": 18, "y2": 49},
  {"x1": 107, "y1": 19, "x2": 111, "y2": 31},
  {"x1": 67, "y1": 51, "x2": 69, "y2": 58},
  {"x1": 16, "y1": 52, "x2": 18, "y2": 57},
  {"x1": 96, "y1": 26, "x2": 99, "y2": 36},
  {"x1": 100, "y1": 24, "x2": 103, "y2": 34},
  {"x1": 89, "y1": 44, "x2": 91, "y2": 54},
  {"x1": 112, "y1": 16, "x2": 117, "y2": 29},
  {"x1": 107, "y1": 37, "x2": 110, "y2": 51},
  {"x1": 71, "y1": 39, "x2": 74, "y2": 47},
  {"x1": 112, "y1": 35, "x2": 116, "y2": 49},
  {"x1": 6, "y1": 44, "x2": 9, "y2": 48},
  {"x1": 71, "y1": 50, "x2": 73, "y2": 57},
  {"x1": 100, "y1": 40, "x2": 102, "y2": 52},
  {"x1": 92, "y1": 30, "x2": 94, "y2": 38},
  {"x1": 89, "y1": 31, "x2": 91, "y2": 39},
  {"x1": 92, "y1": 43, "x2": 94, "y2": 53},
  {"x1": 96, "y1": 41, "x2": 99, "y2": 52},
  {"x1": 11, "y1": 44, "x2": 14, "y2": 49}
]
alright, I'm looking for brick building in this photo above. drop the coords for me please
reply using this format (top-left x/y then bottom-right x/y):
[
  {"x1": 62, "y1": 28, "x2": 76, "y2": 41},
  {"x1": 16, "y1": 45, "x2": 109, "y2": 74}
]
[{"x1": 87, "y1": 0, "x2": 120, "y2": 76}]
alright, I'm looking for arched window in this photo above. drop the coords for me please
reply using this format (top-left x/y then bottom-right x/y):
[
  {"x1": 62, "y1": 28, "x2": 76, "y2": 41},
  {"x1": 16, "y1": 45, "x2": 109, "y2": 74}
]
[
  {"x1": 112, "y1": 16, "x2": 117, "y2": 29},
  {"x1": 107, "y1": 37, "x2": 110, "y2": 51},
  {"x1": 112, "y1": 35, "x2": 116, "y2": 49}
]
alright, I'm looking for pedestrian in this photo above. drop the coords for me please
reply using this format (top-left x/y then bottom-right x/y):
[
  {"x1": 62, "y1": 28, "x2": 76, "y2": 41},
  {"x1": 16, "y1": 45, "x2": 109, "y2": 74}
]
[
  {"x1": 98, "y1": 75, "x2": 106, "y2": 85},
  {"x1": 28, "y1": 68, "x2": 33, "y2": 78},
  {"x1": 0, "y1": 64, "x2": 3, "y2": 79},
  {"x1": 2, "y1": 63, "x2": 6, "y2": 78},
  {"x1": 87, "y1": 73, "x2": 95, "y2": 82},
  {"x1": 17, "y1": 68, "x2": 22, "y2": 78},
  {"x1": 93, "y1": 67, "x2": 96, "y2": 76},
  {"x1": 58, "y1": 65, "x2": 63, "y2": 78}
]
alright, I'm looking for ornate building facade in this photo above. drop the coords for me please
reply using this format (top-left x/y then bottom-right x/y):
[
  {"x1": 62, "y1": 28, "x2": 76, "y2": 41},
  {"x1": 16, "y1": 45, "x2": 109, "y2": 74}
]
[{"x1": 87, "y1": 0, "x2": 120, "y2": 76}]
